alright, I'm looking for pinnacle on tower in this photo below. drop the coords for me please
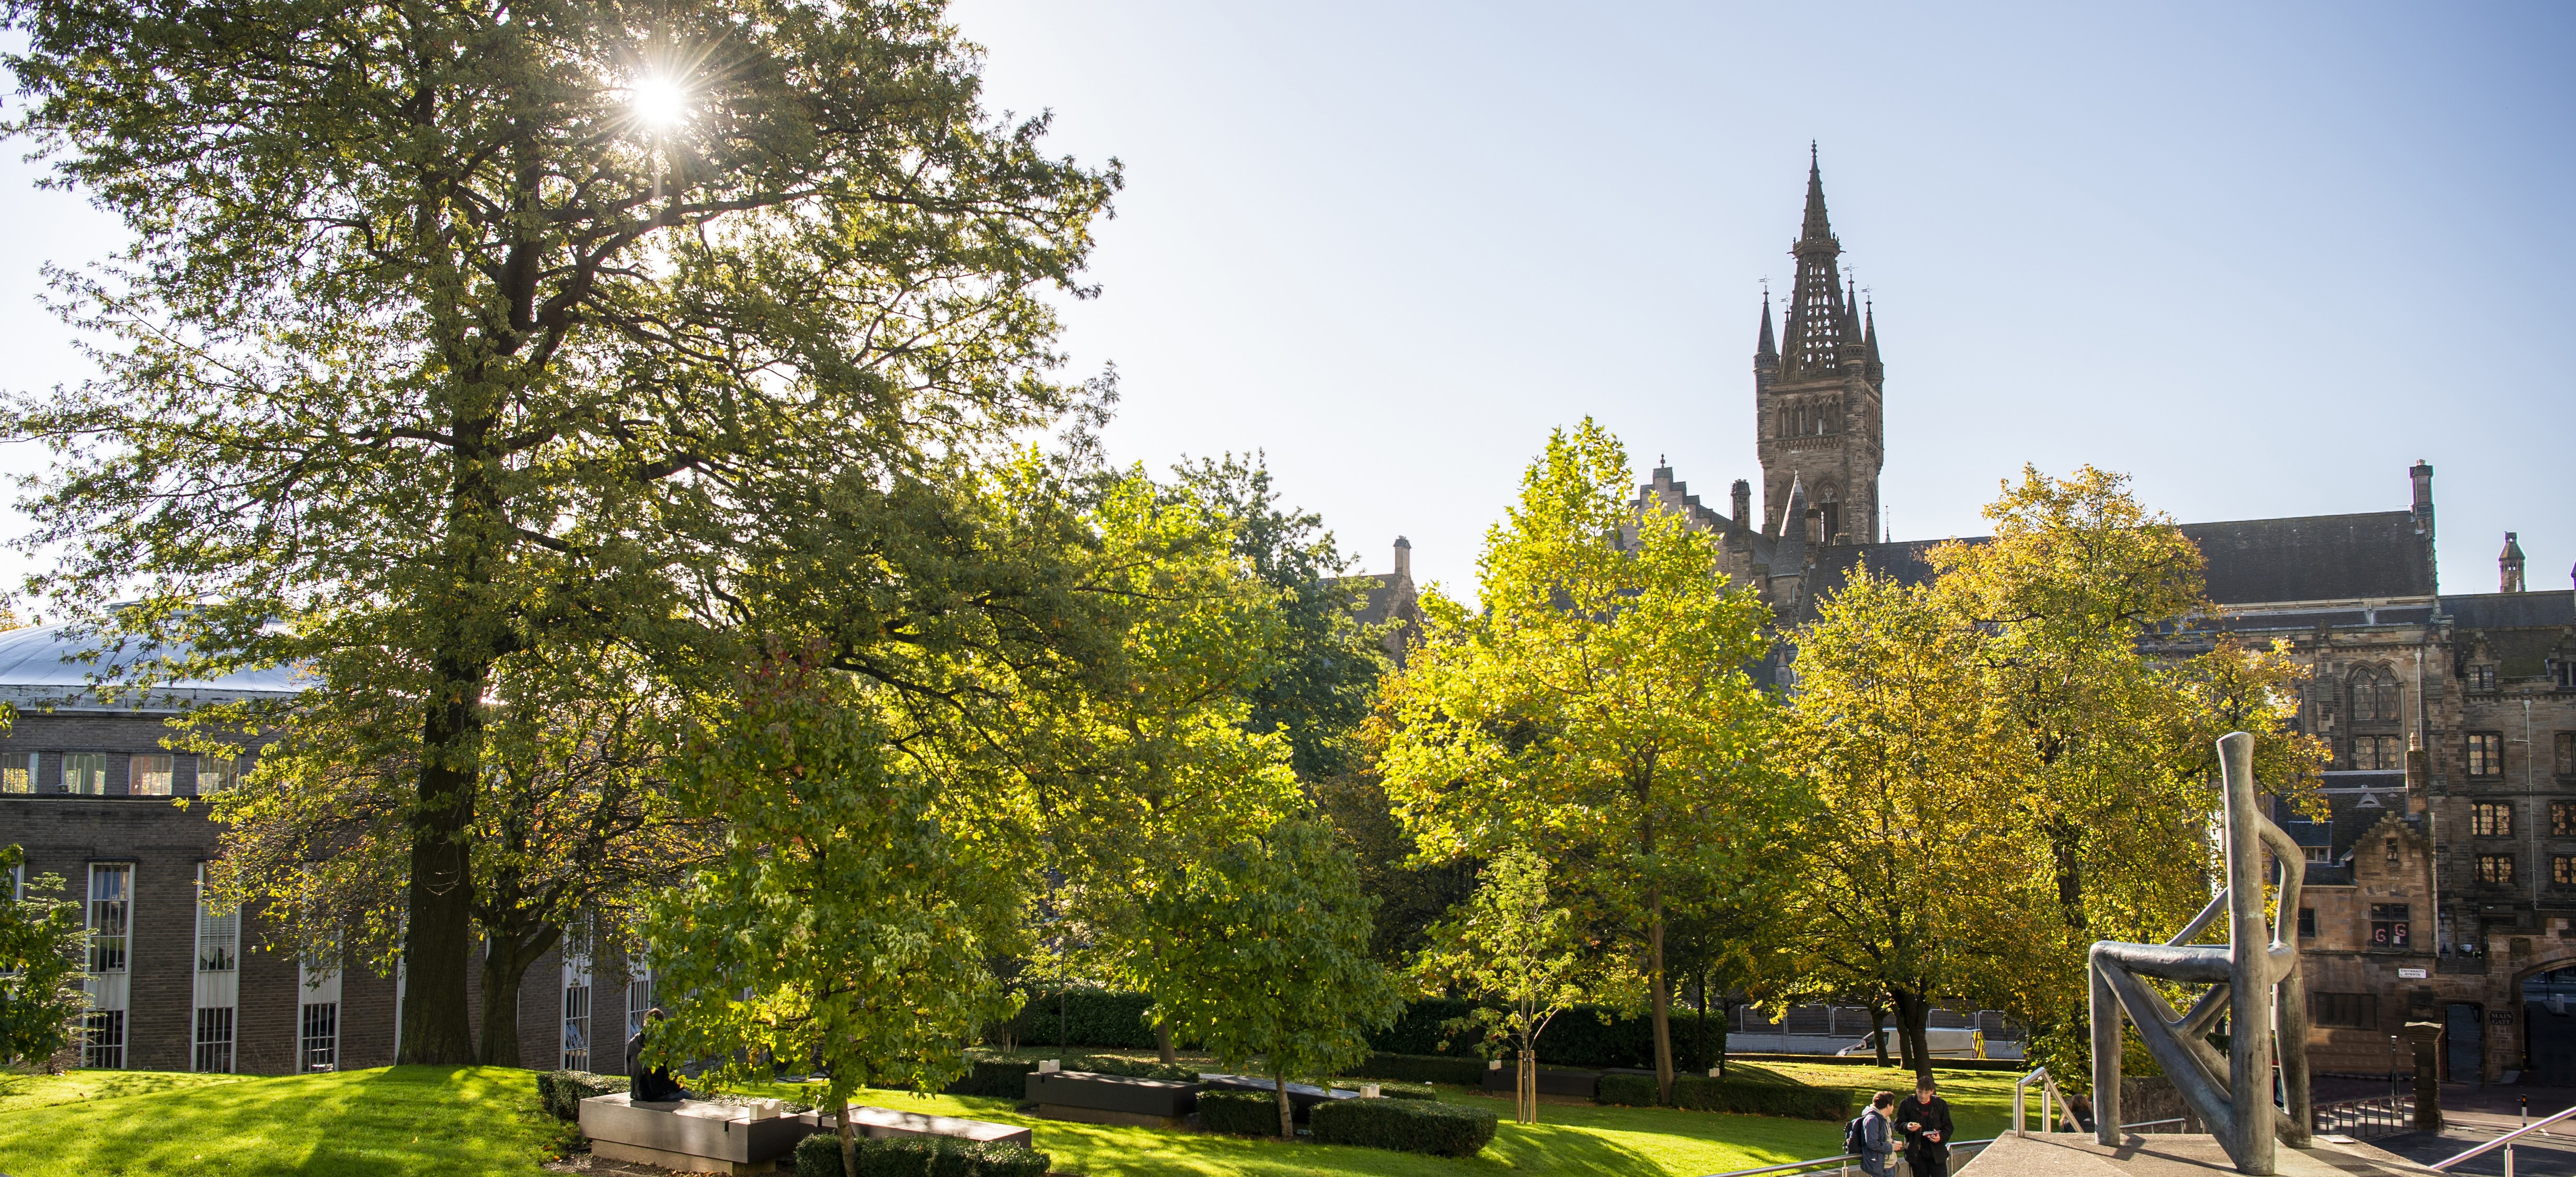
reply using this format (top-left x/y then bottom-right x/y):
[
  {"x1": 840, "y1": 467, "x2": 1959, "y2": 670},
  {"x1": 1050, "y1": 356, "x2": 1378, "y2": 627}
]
[
  {"x1": 1781, "y1": 150, "x2": 1848, "y2": 375},
  {"x1": 1756, "y1": 292, "x2": 1777, "y2": 361}
]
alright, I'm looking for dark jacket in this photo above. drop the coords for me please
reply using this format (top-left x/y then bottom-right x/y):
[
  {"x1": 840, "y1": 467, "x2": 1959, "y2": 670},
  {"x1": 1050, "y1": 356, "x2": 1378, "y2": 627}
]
[
  {"x1": 626, "y1": 1027, "x2": 685, "y2": 1103},
  {"x1": 1896, "y1": 1094, "x2": 1954, "y2": 1158}
]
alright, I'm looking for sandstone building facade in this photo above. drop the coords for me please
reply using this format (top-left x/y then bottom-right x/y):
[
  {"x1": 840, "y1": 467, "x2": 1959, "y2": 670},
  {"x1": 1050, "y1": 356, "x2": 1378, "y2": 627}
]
[{"x1": 1650, "y1": 156, "x2": 2576, "y2": 1084}]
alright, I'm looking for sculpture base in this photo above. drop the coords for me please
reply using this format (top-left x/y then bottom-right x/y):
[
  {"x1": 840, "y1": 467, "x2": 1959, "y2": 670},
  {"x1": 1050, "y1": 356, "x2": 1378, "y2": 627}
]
[{"x1": 1960, "y1": 1133, "x2": 2430, "y2": 1177}]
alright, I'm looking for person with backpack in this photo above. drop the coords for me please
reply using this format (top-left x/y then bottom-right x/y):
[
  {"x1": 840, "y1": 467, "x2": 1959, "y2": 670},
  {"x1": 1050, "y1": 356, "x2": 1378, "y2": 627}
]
[{"x1": 1848, "y1": 1091, "x2": 1897, "y2": 1177}]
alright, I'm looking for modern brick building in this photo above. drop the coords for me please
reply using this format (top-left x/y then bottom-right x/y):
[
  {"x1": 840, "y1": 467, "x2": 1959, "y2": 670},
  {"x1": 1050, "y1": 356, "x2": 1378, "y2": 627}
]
[
  {"x1": 0, "y1": 622, "x2": 642, "y2": 1076},
  {"x1": 1647, "y1": 152, "x2": 2576, "y2": 1084}
]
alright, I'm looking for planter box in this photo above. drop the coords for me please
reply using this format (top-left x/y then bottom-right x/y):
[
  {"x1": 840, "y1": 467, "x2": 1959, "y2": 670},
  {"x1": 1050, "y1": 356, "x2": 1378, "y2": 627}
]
[
  {"x1": 580, "y1": 1093, "x2": 819, "y2": 1175},
  {"x1": 805, "y1": 1105, "x2": 1032, "y2": 1148},
  {"x1": 1480, "y1": 1065, "x2": 1604, "y2": 1100},
  {"x1": 1194, "y1": 1073, "x2": 1361, "y2": 1124},
  {"x1": 1025, "y1": 1070, "x2": 1201, "y2": 1128}
]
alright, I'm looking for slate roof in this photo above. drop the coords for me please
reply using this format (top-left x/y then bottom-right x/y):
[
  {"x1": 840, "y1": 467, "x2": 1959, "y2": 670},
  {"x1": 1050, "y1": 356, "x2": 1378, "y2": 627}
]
[
  {"x1": 2178, "y1": 512, "x2": 2435, "y2": 604},
  {"x1": 0, "y1": 620, "x2": 304, "y2": 711},
  {"x1": 2445, "y1": 590, "x2": 2576, "y2": 632},
  {"x1": 1343, "y1": 572, "x2": 1411, "y2": 630}
]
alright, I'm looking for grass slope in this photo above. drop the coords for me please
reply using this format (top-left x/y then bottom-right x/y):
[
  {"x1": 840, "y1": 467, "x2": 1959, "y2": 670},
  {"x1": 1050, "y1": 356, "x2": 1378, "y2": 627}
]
[{"x1": 0, "y1": 1066, "x2": 568, "y2": 1177}]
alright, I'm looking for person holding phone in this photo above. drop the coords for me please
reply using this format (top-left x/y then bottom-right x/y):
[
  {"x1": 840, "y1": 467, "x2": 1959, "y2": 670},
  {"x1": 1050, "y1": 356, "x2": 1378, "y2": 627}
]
[{"x1": 1896, "y1": 1080, "x2": 1956, "y2": 1177}]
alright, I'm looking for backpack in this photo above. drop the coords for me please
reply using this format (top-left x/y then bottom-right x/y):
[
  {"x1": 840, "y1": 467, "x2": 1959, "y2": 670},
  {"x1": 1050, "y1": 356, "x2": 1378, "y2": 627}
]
[{"x1": 1846, "y1": 1114, "x2": 1871, "y2": 1156}]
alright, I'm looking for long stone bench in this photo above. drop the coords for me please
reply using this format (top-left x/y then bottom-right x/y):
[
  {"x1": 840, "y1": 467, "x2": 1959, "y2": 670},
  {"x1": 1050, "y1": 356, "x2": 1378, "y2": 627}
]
[
  {"x1": 1024, "y1": 1070, "x2": 1200, "y2": 1128},
  {"x1": 580, "y1": 1093, "x2": 815, "y2": 1175},
  {"x1": 1194, "y1": 1072, "x2": 1363, "y2": 1124},
  {"x1": 811, "y1": 1104, "x2": 1033, "y2": 1147}
]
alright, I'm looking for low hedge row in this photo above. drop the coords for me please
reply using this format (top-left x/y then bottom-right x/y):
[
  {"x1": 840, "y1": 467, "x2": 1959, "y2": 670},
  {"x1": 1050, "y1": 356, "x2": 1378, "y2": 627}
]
[
  {"x1": 939, "y1": 1056, "x2": 1039, "y2": 1099},
  {"x1": 535, "y1": 1070, "x2": 629, "y2": 1121},
  {"x1": 1195, "y1": 1090, "x2": 1283, "y2": 1137},
  {"x1": 1061, "y1": 1054, "x2": 1198, "y2": 1082},
  {"x1": 1595, "y1": 1073, "x2": 1851, "y2": 1120},
  {"x1": 791, "y1": 1132, "x2": 1050, "y2": 1177},
  {"x1": 1345, "y1": 1052, "x2": 1488, "y2": 1087},
  {"x1": 1309, "y1": 1098, "x2": 1498, "y2": 1158},
  {"x1": 1373, "y1": 1082, "x2": 1438, "y2": 1101}
]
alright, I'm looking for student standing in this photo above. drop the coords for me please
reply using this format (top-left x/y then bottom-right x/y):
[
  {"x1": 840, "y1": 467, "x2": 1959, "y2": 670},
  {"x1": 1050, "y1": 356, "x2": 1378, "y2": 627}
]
[
  {"x1": 1858, "y1": 1091, "x2": 1898, "y2": 1177},
  {"x1": 1897, "y1": 1080, "x2": 1956, "y2": 1177}
]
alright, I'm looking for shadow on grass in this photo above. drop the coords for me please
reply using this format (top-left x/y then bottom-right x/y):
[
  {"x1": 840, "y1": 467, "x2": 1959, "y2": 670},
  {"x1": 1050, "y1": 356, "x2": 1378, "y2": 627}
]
[{"x1": 0, "y1": 1066, "x2": 559, "y2": 1177}]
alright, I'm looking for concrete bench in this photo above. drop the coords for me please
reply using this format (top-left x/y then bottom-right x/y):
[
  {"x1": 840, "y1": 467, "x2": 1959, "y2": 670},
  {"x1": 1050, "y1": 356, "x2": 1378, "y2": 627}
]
[
  {"x1": 1195, "y1": 1072, "x2": 1363, "y2": 1124},
  {"x1": 580, "y1": 1093, "x2": 815, "y2": 1175},
  {"x1": 1025, "y1": 1070, "x2": 1201, "y2": 1128},
  {"x1": 809, "y1": 1104, "x2": 1033, "y2": 1147}
]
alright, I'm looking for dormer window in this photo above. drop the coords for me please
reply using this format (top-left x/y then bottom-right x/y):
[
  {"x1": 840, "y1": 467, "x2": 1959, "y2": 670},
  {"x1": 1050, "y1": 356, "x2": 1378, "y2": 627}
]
[{"x1": 2471, "y1": 665, "x2": 2498, "y2": 691}]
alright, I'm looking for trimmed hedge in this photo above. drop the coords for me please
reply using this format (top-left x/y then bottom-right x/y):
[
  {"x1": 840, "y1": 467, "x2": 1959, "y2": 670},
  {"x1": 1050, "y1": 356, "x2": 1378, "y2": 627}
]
[
  {"x1": 1374, "y1": 1082, "x2": 1438, "y2": 1101},
  {"x1": 536, "y1": 1070, "x2": 630, "y2": 1121},
  {"x1": 1596, "y1": 1073, "x2": 1851, "y2": 1120},
  {"x1": 1065, "y1": 1054, "x2": 1198, "y2": 1082},
  {"x1": 791, "y1": 1132, "x2": 1050, "y2": 1177},
  {"x1": 940, "y1": 1055, "x2": 1039, "y2": 1099},
  {"x1": 1001, "y1": 988, "x2": 1159, "y2": 1049},
  {"x1": 1309, "y1": 1098, "x2": 1499, "y2": 1158},
  {"x1": 1195, "y1": 1090, "x2": 1285, "y2": 1137},
  {"x1": 1347, "y1": 1052, "x2": 1488, "y2": 1087}
]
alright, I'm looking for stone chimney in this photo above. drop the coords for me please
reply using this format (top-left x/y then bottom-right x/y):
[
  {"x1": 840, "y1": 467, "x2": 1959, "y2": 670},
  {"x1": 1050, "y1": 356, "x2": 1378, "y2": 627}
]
[
  {"x1": 1731, "y1": 479, "x2": 1752, "y2": 529},
  {"x1": 2499, "y1": 533, "x2": 2525, "y2": 593},
  {"x1": 1393, "y1": 536, "x2": 1412, "y2": 583},
  {"x1": 2409, "y1": 461, "x2": 2435, "y2": 538}
]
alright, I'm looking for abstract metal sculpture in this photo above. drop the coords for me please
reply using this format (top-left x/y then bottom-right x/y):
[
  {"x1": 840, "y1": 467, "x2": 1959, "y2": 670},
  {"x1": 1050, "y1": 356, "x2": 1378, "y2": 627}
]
[{"x1": 2090, "y1": 732, "x2": 2311, "y2": 1174}]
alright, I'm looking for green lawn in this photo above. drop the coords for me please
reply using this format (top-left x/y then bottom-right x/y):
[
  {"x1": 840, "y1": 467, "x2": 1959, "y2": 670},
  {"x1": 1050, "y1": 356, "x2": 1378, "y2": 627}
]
[
  {"x1": 0, "y1": 1066, "x2": 572, "y2": 1176},
  {"x1": 0, "y1": 1059, "x2": 2025, "y2": 1176}
]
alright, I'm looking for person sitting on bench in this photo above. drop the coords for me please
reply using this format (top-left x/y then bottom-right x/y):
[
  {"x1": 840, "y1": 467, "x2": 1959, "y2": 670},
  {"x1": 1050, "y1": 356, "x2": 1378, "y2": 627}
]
[{"x1": 626, "y1": 1008, "x2": 688, "y2": 1104}]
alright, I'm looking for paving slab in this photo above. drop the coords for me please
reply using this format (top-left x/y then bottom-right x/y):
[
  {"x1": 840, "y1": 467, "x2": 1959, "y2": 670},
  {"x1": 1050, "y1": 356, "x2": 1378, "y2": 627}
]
[{"x1": 1960, "y1": 1133, "x2": 2433, "y2": 1177}]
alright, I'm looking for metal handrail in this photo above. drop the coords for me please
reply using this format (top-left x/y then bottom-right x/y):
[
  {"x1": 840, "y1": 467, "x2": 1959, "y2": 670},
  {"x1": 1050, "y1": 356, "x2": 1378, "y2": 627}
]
[
  {"x1": 2014, "y1": 1066, "x2": 2080, "y2": 1137},
  {"x1": 2431, "y1": 1102, "x2": 2576, "y2": 1171}
]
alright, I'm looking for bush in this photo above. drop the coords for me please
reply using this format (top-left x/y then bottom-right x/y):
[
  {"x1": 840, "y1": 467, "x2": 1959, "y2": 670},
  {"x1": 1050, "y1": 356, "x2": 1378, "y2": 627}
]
[
  {"x1": 1595, "y1": 1073, "x2": 1851, "y2": 1120},
  {"x1": 1309, "y1": 1098, "x2": 1499, "y2": 1157},
  {"x1": 1195, "y1": 1090, "x2": 1284, "y2": 1137},
  {"x1": 537, "y1": 1069, "x2": 631, "y2": 1120},
  {"x1": 1066, "y1": 1054, "x2": 1198, "y2": 1082},
  {"x1": 1000, "y1": 988, "x2": 1160, "y2": 1050},
  {"x1": 1373, "y1": 1082, "x2": 1438, "y2": 1101},
  {"x1": 792, "y1": 1132, "x2": 1050, "y2": 1177},
  {"x1": 1347, "y1": 1052, "x2": 1488, "y2": 1087},
  {"x1": 940, "y1": 1054, "x2": 1039, "y2": 1099}
]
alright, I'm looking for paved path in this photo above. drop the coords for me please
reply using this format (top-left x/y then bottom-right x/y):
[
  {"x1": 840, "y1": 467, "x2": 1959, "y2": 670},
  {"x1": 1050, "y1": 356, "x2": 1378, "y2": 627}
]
[{"x1": 1960, "y1": 1133, "x2": 2429, "y2": 1177}]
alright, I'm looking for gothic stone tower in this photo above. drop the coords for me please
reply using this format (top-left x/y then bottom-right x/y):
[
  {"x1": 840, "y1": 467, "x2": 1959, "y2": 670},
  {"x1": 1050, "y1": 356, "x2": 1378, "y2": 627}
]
[{"x1": 1754, "y1": 149, "x2": 1883, "y2": 546}]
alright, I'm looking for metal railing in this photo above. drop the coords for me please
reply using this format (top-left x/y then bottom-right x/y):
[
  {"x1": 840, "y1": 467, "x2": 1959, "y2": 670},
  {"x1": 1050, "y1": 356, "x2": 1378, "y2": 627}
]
[
  {"x1": 2312, "y1": 1093, "x2": 2416, "y2": 1140},
  {"x1": 1695, "y1": 1138, "x2": 2003, "y2": 1177},
  {"x1": 2431, "y1": 1101, "x2": 2576, "y2": 1174},
  {"x1": 1701, "y1": 1068, "x2": 2181, "y2": 1177},
  {"x1": 2014, "y1": 1066, "x2": 2081, "y2": 1136}
]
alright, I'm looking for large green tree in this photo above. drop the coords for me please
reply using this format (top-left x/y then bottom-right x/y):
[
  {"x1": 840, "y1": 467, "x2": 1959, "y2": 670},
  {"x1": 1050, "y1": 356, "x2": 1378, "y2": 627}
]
[
  {"x1": 2, "y1": 0, "x2": 1116, "y2": 1061},
  {"x1": 1378, "y1": 419, "x2": 1787, "y2": 1103}
]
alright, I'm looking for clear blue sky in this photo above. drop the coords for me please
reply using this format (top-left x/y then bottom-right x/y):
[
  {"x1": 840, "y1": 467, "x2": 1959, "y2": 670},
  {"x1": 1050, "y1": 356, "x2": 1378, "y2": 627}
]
[{"x1": 3, "y1": 2, "x2": 2570, "y2": 601}]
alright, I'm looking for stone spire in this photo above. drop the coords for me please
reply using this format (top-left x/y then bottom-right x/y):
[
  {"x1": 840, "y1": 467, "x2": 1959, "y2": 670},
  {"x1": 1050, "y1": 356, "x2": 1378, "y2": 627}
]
[
  {"x1": 2501, "y1": 532, "x2": 2526, "y2": 593},
  {"x1": 1864, "y1": 298, "x2": 1881, "y2": 370},
  {"x1": 1781, "y1": 148, "x2": 1849, "y2": 377},
  {"x1": 1756, "y1": 292, "x2": 1777, "y2": 361}
]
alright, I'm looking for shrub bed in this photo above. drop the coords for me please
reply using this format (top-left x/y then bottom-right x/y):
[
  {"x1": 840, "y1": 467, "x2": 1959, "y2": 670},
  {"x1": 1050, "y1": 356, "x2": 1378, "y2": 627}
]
[
  {"x1": 792, "y1": 1132, "x2": 1050, "y2": 1177},
  {"x1": 1347, "y1": 1052, "x2": 1488, "y2": 1087},
  {"x1": 535, "y1": 1070, "x2": 630, "y2": 1121},
  {"x1": 1308, "y1": 1098, "x2": 1499, "y2": 1158},
  {"x1": 1194, "y1": 1090, "x2": 1283, "y2": 1137},
  {"x1": 1596, "y1": 1073, "x2": 1851, "y2": 1120}
]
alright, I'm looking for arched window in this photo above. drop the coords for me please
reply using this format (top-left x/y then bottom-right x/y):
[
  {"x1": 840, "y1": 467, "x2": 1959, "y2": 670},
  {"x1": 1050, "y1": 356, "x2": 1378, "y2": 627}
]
[{"x1": 2349, "y1": 666, "x2": 2401, "y2": 723}]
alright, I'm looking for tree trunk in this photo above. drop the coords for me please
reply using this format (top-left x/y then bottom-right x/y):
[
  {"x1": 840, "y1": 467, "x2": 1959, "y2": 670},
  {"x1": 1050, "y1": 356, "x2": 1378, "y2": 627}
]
[
  {"x1": 1649, "y1": 889, "x2": 1674, "y2": 1104},
  {"x1": 1156, "y1": 1018, "x2": 1176, "y2": 1066},
  {"x1": 400, "y1": 670, "x2": 489, "y2": 1065},
  {"x1": 476, "y1": 922, "x2": 562, "y2": 1067},
  {"x1": 1519, "y1": 1045, "x2": 1538, "y2": 1123},
  {"x1": 1871, "y1": 1005, "x2": 1891, "y2": 1068},
  {"x1": 1273, "y1": 1069, "x2": 1294, "y2": 1140},
  {"x1": 837, "y1": 1096, "x2": 858, "y2": 1176},
  {"x1": 1694, "y1": 973, "x2": 1708, "y2": 1078},
  {"x1": 1891, "y1": 989, "x2": 1934, "y2": 1087}
]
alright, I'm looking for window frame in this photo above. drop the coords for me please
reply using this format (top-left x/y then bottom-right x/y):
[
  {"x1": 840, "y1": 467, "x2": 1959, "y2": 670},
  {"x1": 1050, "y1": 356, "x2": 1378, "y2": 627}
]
[
  {"x1": 0, "y1": 751, "x2": 33, "y2": 794},
  {"x1": 130, "y1": 752, "x2": 175, "y2": 797},
  {"x1": 2368, "y1": 904, "x2": 2410, "y2": 948},
  {"x1": 63, "y1": 752, "x2": 108, "y2": 796},
  {"x1": 2478, "y1": 854, "x2": 2516, "y2": 886},
  {"x1": 2557, "y1": 854, "x2": 2576, "y2": 888},
  {"x1": 2311, "y1": 991, "x2": 2378, "y2": 1030},
  {"x1": 196, "y1": 753, "x2": 240, "y2": 795},
  {"x1": 2473, "y1": 802, "x2": 2515, "y2": 838},
  {"x1": 2467, "y1": 733, "x2": 2505, "y2": 776},
  {"x1": 86, "y1": 862, "x2": 132, "y2": 974}
]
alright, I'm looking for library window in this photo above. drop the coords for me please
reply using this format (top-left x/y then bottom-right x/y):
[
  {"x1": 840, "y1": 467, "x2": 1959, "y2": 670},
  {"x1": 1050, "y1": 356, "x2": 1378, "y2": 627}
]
[
  {"x1": 561, "y1": 940, "x2": 593, "y2": 1072},
  {"x1": 82, "y1": 1010, "x2": 125, "y2": 1069},
  {"x1": 2297, "y1": 908, "x2": 2317, "y2": 939},
  {"x1": 130, "y1": 753, "x2": 174, "y2": 796},
  {"x1": 2479, "y1": 854, "x2": 2516, "y2": 885},
  {"x1": 63, "y1": 752, "x2": 107, "y2": 795},
  {"x1": 2474, "y1": 802, "x2": 2514, "y2": 837},
  {"x1": 627, "y1": 967, "x2": 656, "y2": 1038},
  {"x1": 87, "y1": 864, "x2": 130, "y2": 973},
  {"x1": 197, "y1": 754, "x2": 239, "y2": 794},
  {"x1": 2558, "y1": 855, "x2": 2576, "y2": 887},
  {"x1": 2467, "y1": 734, "x2": 2504, "y2": 776},
  {"x1": 2352, "y1": 735, "x2": 2403, "y2": 771},
  {"x1": 193, "y1": 1007, "x2": 235, "y2": 1074},
  {"x1": 2350, "y1": 668, "x2": 2401, "y2": 722},
  {"x1": 0, "y1": 751, "x2": 32, "y2": 794},
  {"x1": 2312, "y1": 992, "x2": 2377, "y2": 1029},
  {"x1": 2560, "y1": 802, "x2": 2576, "y2": 838},
  {"x1": 196, "y1": 867, "x2": 238, "y2": 972},
  {"x1": 2370, "y1": 904, "x2": 2410, "y2": 947},
  {"x1": 301, "y1": 1002, "x2": 339, "y2": 1072}
]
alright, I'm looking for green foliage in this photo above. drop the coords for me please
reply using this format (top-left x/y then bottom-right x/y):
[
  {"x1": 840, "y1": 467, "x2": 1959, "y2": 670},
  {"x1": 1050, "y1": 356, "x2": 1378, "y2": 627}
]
[
  {"x1": 534, "y1": 1070, "x2": 630, "y2": 1121},
  {"x1": 1595, "y1": 1074, "x2": 1852, "y2": 1121},
  {"x1": 1140, "y1": 814, "x2": 1403, "y2": 1138},
  {"x1": 0, "y1": 845, "x2": 84, "y2": 1068},
  {"x1": 1064, "y1": 1056, "x2": 1200, "y2": 1082},
  {"x1": 1193, "y1": 1090, "x2": 1283, "y2": 1137},
  {"x1": 1378, "y1": 419, "x2": 1791, "y2": 1098},
  {"x1": 791, "y1": 1131, "x2": 1050, "y2": 1177},
  {"x1": 1, "y1": 0, "x2": 1118, "y2": 1063},
  {"x1": 1307, "y1": 1098, "x2": 1500, "y2": 1157},
  {"x1": 939, "y1": 1054, "x2": 1040, "y2": 1099},
  {"x1": 1372, "y1": 1082, "x2": 1439, "y2": 1101},
  {"x1": 641, "y1": 650, "x2": 1019, "y2": 1134},
  {"x1": 998, "y1": 989, "x2": 1159, "y2": 1050},
  {"x1": 1347, "y1": 1052, "x2": 1491, "y2": 1087},
  {"x1": 1413, "y1": 845, "x2": 1592, "y2": 1123}
]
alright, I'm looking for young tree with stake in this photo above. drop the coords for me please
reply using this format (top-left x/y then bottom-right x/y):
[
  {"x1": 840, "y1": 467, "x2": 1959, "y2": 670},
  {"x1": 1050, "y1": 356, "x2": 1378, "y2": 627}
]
[{"x1": 1416, "y1": 845, "x2": 1591, "y2": 1124}]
